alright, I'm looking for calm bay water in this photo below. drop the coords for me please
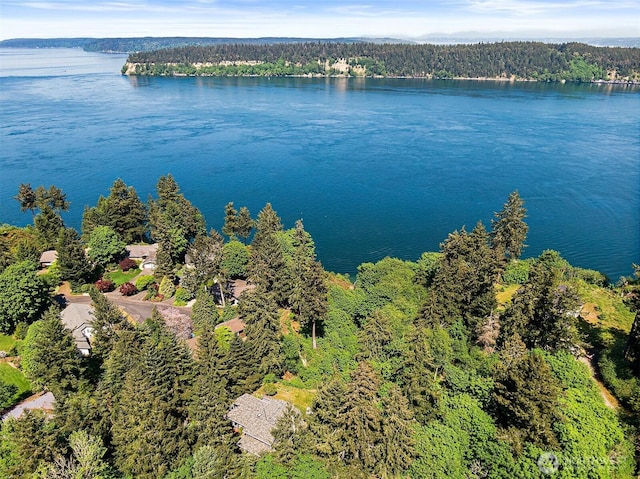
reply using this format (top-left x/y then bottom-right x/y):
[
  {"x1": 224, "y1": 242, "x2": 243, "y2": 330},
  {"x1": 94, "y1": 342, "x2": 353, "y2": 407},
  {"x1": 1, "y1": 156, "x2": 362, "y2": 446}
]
[{"x1": 1, "y1": 48, "x2": 639, "y2": 279}]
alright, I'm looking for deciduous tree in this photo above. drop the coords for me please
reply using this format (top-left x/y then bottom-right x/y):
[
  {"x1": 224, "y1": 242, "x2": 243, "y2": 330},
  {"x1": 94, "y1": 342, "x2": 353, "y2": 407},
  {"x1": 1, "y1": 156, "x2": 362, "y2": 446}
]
[{"x1": 0, "y1": 260, "x2": 50, "y2": 333}]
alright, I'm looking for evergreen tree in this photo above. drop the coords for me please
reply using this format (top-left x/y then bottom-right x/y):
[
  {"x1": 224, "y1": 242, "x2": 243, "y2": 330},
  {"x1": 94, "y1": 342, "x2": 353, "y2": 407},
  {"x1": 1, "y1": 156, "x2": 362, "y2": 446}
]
[
  {"x1": 56, "y1": 227, "x2": 93, "y2": 288},
  {"x1": 88, "y1": 287, "x2": 130, "y2": 360},
  {"x1": 272, "y1": 404, "x2": 308, "y2": 467},
  {"x1": 192, "y1": 287, "x2": 219, "y2": 331},
  {"x1": 310, "y1": 376, "x2": 347, "y2": 459},
  {"x1": 111, "y1": 316, "x2": 192, "y2": 478},
  {"x1": 421, "y1": 222, "x2": 498, "y2": 332},
  {"x1": 491, "y1": 190, "x2": 528, "y2": 262},
  {"x1": 21, "y1": 307, "x2": 82, "y2": 398},
  {"x1": 222, "y1": 202, "x2": 239, "y2": 239},
  {"x1": 289, "y1": 221, "x2": 328, "y2": 349},
  {"x1": 501, "y1": 253, "x2": 580, "y2": 352},
  {"x1": 625, "y1": 311, "x2": 640, "y2": 377},
  {"x1": 236, "y1": 206, "x2": 254, "y2": 244},
  {"x1": 44, "y1": 430, "x2": 112, "y2": 479},
  {"x1": 492, "y1": 349, "x2": 561, "y2": 448},
  {"x1": 378, "y1": 384, "x2": 416, "y2": 478},
  {"x1": 81, "y1": 178, "x2": 147, "y2": 244},
  {"x1": 182, "y1": 229, "x2": 225, "y2": 297},
  {"x1": 14, "y1": 183, "x2": 38, "y2": 215},
  {"x1": 188, "y1": 325, "x2": 233, "y2": 449},
  {"x1": 226, "y1": 334, "x2": 261, "y2": 397},
  {"x1": 240, "y1": 289, "x2": 283, "y2": 377},
  {"x1": 34, "y1": 205, "x2": 65, "y2": 250},
  {"x1": 248, "y1": 203, "x2": 288, "y2": 302},
  {"x1": 338, "y1": 362, "x2": 382, "y2": 472}
]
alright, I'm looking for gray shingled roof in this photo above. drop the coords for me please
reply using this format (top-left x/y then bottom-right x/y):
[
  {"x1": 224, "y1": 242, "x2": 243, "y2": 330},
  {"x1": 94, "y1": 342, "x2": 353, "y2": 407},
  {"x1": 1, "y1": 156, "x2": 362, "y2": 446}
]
[
  {"x1": 227, "y1": 394, "x2": 289, "y2": 455},
  {"x1": 125, "y1": 243, "x2": 158, "y2": 259},
  {"x1": 60, "y1": 303, "x2": 94, "y2": 354}
]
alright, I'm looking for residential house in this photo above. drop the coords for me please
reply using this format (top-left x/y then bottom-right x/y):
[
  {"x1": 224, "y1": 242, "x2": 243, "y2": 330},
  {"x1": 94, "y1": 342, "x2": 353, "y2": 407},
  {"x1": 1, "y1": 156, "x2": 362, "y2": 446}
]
[
  {"x1": 60, "y1": 303, "x2": 94, "y2": 357},
  {"x1": 226, "y1": 394, "x2": 289, "y2": 455},
  {"x1": 125, "y1": 243, "x2": 158, "y2": 271},
  {"x1": 229, "y1": 279, "x2": 255, "y2": 304},
  {"x1": 215, "y1": 317, "x2": 246, "y2": 338},
  {"x1": 39, "y1": 250, "x2": 57, "y2": 268}
]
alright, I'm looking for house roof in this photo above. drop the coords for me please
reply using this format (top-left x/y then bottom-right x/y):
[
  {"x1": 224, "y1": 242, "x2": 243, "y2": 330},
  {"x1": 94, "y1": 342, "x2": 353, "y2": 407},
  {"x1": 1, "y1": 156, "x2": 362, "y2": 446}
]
[
  {"x1": 230, "y1": 279, "x2": 255, "y2": 300},
  {"x1": 125, "y1": 243, "x2": 158, "y2": 259},
  {"x1": 39, "y1": 250, "x2": 57, "y2": 264},
  {"x1": 61, "y1": 303, "x2": 94, "y2": 352},
  {"x1": 227, "y1": 394, "x2": 289, "y2": 455},
  {"x1": 215, "y1": 317, "x2": 245, "y2": 334}
]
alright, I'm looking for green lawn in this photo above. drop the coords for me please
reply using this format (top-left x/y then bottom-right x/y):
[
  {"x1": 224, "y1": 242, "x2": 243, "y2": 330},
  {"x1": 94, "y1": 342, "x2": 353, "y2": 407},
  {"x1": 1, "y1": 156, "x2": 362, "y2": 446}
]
[
  {"x1": 107, "y1": 267, "x2": 140, "y2": 287},
  {"x1": 0, "y1": 362, "x2": 32, "y2": 399},
  {"x1": 0, "y1": 334, "x2": 18, "y2": 353}
]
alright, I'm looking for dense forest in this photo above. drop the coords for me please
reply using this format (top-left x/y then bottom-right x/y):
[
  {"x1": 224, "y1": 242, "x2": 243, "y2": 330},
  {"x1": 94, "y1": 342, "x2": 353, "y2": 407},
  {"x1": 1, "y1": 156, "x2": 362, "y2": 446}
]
[
  {"x1": 123, "y1": 41, "x2": 640, "y2": 81},
  {"x1": 0, "y1": 37, "x2": 389, "y2": 54},
  {"x1": 0, "y1": 177, "x2": 639, "y2": 478}
]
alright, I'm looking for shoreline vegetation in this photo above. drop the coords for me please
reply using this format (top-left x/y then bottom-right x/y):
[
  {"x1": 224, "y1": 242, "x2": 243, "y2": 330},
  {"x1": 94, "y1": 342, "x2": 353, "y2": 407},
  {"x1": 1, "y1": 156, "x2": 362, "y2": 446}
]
[{"x1": 121, "y1": 41, "x2": 640, "y2": 83}]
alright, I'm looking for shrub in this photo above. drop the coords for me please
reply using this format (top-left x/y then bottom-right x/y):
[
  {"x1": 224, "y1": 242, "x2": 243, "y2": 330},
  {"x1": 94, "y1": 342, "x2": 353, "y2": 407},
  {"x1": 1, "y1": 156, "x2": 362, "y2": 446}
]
[
  {"x1": 136, "y1": 274, "x2": 156, "y2": 291},
  {"x1": 119, "y1": 258, "x2": 138, "y2": 272},
  {"x1": 119, "y1": 282, "x2": 138, "y2": 296},
  {"x1": 159, "y1": 276, "x2": 176, "y2": 299},
  {"x1": 503, "y1": 259, "x2": 531, "y2": 285},
  {"x1": 263, "y1": 383, "x2": 277, "y2": 396},
  {"x1": 145, "y1": 283, "x2": 159, "y2": 300},
  {"x1": 173, "y1": 287, "x2": 192, "y2": 306},
  {"x1": 14, "y1": 322, "x2": 29, "y2": 340},
  {"x1": 95, "y1": 278, "x2": 115, "y2": 293},
  {"x1": 573, "y1": 267, "x2": 608, "y2": 286}
]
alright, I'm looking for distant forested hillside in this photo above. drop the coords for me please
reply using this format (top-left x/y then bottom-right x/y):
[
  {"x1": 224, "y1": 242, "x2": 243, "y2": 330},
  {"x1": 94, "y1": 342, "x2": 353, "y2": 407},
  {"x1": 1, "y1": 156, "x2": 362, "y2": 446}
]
[
  {"x1": 0, "y1": 37, "x2": 391, "y2": 53},
  {"x1": 124, "y1": 41, "x2": 640, "y2": 81}
]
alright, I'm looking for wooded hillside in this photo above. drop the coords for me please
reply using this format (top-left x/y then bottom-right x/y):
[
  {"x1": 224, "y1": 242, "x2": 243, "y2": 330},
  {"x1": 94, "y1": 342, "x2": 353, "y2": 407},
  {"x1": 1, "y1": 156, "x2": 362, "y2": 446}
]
[{"x1": 124, "y1": 41, "x2": 640, "y2": 81}]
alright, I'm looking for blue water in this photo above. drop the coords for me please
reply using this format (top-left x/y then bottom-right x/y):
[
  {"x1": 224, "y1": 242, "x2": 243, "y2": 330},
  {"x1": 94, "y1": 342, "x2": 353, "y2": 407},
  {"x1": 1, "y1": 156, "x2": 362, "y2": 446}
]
[{"x1": 1, "y1": 48, "x2": 639, "y2": 280}]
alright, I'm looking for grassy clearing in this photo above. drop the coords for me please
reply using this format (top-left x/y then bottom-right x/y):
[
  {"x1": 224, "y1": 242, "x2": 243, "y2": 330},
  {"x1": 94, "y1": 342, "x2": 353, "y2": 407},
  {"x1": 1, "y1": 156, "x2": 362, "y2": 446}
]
[
  {"x1": 0, "y1": 334, "x2": 18, "y2": 353},
  {"x1": 255, "y1": 382, "x2": 317, "y2": 412},
  {"x1": 108, "y1": 267, "x2": 140, "y2": 287},
  {"x1": 575, "y1": 280, "x2": 634, "y2": 332},
  {"x1": 0, "y1": 362, "x2": 32, "y2": 398},
  {"x1": 496, "y1": 284, "x2": 520, "y2": 309}
]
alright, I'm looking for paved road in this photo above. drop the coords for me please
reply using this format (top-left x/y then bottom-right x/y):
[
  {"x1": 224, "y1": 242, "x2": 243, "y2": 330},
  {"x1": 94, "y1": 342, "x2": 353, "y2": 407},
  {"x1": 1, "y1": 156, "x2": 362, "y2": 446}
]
[{"x1": 65, "y1": 292, "x2": 192, "y2": 322}]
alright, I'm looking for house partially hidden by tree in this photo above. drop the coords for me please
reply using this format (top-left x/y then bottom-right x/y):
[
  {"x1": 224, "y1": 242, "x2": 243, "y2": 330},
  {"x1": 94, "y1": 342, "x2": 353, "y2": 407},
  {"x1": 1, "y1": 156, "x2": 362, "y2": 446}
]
[
  {"x1": 226, "y1": 394, "x2": 289, "y2": 455},
  {"x1": 60, "y1": 303, "x2": 94, "y2": 356},
  {"x1": 125, "y1": 243, "x2": 158, "y2": 271},
  {"x1": 215, "y1": 317, "x2": 246, "y2": 338},
  {"x1": 39, "y1": 250, "x2": 57, "y2": 268}
]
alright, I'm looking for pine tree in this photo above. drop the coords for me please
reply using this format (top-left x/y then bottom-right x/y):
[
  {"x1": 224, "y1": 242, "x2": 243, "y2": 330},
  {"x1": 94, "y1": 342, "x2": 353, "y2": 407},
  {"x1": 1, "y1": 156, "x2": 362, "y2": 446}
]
[
  {"x1": 81, "y1": 178, "x2": 147, "y2": 244},
  {"x1": 240, "y1": 289, "x2": 283, "y2": 377},
  {"x1": 236, "y1": 206, "x2": 254, "y2": 244},
  {"x1": 21, "y1": 307, "x2": 82, "y2": 398},
  {"x1": 491, "y1": 190, "x2": 528, "y2": 262},
  {"x1": 188, "y1": 325, "x2": 234, "y2": 449},
  {"x1": 226, "y1": 334, "x2": 261, "y2": 397},
  {"x1": 222, "y1": 202, "x2": 239, "y2": 239},
  {"x1": 111, "y1": 316, "x2": 192, "y2": 478},
  {"x1": 192, "y1": 287, "x2": 219, "y2": 331},
  {"x1": 56, "y1": 227, "x2": 93, "y2": 288},
  {"x1": 88, "y1": 287, "x2": 130, "y2": 360},
  {"x1": 625, "y1": 311, "x2": 640, "y2": 377},
  {"x1": 34, "y1": 205, "x2": 65, "y2": 250},
  {"x1": 14, "y1": 183, "x2": 38, "y2": 215},
  {"x1": 492, "y1": 350, "x2": 561, "y2": 448},
  {"x1": 248, "y1": 204, "x2": 288, "y2": 302},
  {"x1": 339, "y1": 362, "x2": 383, "y2": 472},
  {"x1": 378, "y1": 384, "x2": 416, "y2": 478}
]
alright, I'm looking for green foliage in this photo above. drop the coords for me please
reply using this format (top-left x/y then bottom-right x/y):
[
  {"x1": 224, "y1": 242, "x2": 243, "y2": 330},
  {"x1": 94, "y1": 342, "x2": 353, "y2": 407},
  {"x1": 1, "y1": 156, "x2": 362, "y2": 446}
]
[
  {"x1": 57, "y1": 227, "x2": 93, "y2": 288},
  {"x1": 491, "y1": 190, "x2": 528, "y2": 262},
  {"x1": 126, "y1": 42, "x2": 640, "y2": 81},
  {"x1": 0, "y1": 363, "x2": 31, "y2": 406},
  {"x1": 105, "y1": 264, "x2": 140, "y2": 287},
  {"x1": 21, "y1": 307, "x2": 82, "y2": 397},
  {"x1": 222, "y1": 240, "x2": 249, "y2": 278},
  {"x1": 82, "y1": 178, "x2": 148, "y2": 244},
  {"x1": 136, "y1": 274, "x2": 157, "y2": 291},
  {"x1": 415, "y1": 251, "x2": 441, "y2": 287},
  {"x1": 502, "y1": 259, "x2": 531, "y2": 285},
  {"x1": 0, "y1": 260, "x2": 50, "y2": 333},
  {"x1": 192, "y1": 288, "x2": 218, "y2": 332},
  {"x1": 87, "y1": 225, "x2": 126, "y2": 267},
  {"x1": 159, "y1": 275, "x2": 176, "y2": 299},
  {"x1": 0, "y1": 380, "x2": 17, "y2": 409},
  {"x1": 173, "y1": 287, "x2": 192, "y2": 306}
]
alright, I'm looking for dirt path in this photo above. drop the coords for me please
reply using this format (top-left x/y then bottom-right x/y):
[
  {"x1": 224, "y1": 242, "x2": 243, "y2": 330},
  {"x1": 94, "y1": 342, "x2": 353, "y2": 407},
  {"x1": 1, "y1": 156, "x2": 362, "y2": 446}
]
[{"x1": 578, "y1": 356, "x2": 619, "y2": 409}]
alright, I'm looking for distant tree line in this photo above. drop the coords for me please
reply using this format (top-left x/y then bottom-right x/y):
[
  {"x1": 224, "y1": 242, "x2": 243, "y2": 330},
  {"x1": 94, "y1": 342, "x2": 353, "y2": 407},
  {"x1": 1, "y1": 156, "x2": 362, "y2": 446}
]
[{"x1": 125, "y1": 41, "x2": 640, "y2": 81}]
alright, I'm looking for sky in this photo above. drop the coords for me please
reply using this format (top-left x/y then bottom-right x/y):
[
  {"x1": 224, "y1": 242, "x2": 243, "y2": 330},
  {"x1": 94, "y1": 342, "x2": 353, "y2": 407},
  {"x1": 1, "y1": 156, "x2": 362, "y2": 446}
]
[{"x1": 0, "y1": 0, "x2": 638, "y2": 41}]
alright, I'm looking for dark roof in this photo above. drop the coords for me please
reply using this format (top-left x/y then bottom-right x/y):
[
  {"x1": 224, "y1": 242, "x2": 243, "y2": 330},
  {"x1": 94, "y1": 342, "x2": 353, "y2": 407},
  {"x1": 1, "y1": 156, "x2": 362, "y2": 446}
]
[{"x1": 227, "y1": 394, "x2": 289, "y2": 455}]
